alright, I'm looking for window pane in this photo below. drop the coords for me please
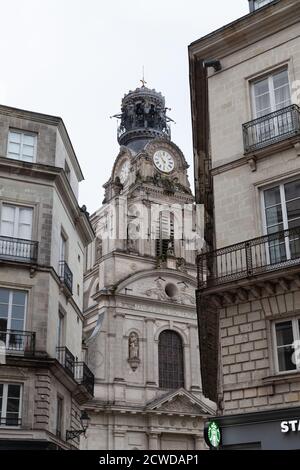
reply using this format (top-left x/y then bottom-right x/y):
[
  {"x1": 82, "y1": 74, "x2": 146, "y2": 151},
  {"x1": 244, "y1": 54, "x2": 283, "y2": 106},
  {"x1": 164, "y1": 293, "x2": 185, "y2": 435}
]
[
  {"x1": 9, "y1": 132, "x2": 21, "y2": 143},
  {"x1": 273, "y1": 70, "x2": 289, "y2": 90},
  {"x1": 6, "y1": 398, "x2": 19, "y2": 413},
  {"x1": 277, "y1": 346, "x2": 296, "y2": 372},
  {"x1": 288, "y1": 218, "x2": 300, "y2": 230},
  {"x1": 7, "y1": 385, "x2": 20, "y2": 399},
  {"x1": 276, "y1": 321, "x2": 293, "y2": 346},
  {"x1": 11, "y1": 305, "x2": 25, "y2": 320},
  {"x1": 290, "y1": 235, "x2": 300, "y2": 259},
  {"x1": 254, "y1": 0, "x2": 271, "y2": 9},
  {"x1": 285, "y1": 180, "x2": 300, "y2": 202},
  {"x1": 269, "y1": 240, "x2": 287, "y2": 263},
  {"x1": 22, "y1": 145, "x2": 34, "y2": 157},
  {"x1": 8, "y1": 143, "x2": 21, "y2": 155},
  {"x1": 254, "y1": 78, "x2": 269, "y2": 96},
  {"x1": 0, "y1": 319, "x2": 7, "y2": 331},
  {"x1": 286, "y1": 200, "x2": 300, "y2": 222},
  {"x1": 10, "y1": 320, "x2": 24, "y2": 331},
  {"x1": 267, "y1": 223, "x2": 284, "y2": 234},
  {"x1": 5, "y1": 413, "x2": 19, "y2": 426},
  {"x1": 0, "y1": 289, "x2": 9, "y2": 304},
  {"x1": 0, "y1": 304, "x2": 8, "y2": 318},
  {"x1": 12, "y1": 291, "x2": 26, "y2": 307},
  {"x1": 265, "y1": 206, "x2": 283, "y2": 227},
  {"x1": 264, "y1": 187, "x2": 281, "y2": 208},
  {"x1": 23, "y1": 134, "x2": 35, "y2": 145}
]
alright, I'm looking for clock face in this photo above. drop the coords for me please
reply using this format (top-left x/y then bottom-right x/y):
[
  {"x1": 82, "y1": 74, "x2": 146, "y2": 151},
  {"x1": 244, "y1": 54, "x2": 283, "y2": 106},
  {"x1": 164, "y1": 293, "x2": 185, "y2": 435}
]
[
  {"x1": 153, "y1": 150, "x2": 175, "y2": 173},
  {"x1": 119, "y1": 160, "x2": 130, "y2": 184}
]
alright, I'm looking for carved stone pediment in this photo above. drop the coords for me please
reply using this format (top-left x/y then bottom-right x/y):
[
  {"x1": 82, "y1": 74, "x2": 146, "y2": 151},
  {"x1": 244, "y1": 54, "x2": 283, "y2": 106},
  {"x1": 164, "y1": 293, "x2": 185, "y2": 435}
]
[
  {"x1": 147, "y1": 389, "x2": 214, "y2": 416},
  {"x1": 117, "y1": 271, "x2": 197, "y2": 306},
  {"x1": 155, "y1": 396, "x2": 203, "y2": 415}
]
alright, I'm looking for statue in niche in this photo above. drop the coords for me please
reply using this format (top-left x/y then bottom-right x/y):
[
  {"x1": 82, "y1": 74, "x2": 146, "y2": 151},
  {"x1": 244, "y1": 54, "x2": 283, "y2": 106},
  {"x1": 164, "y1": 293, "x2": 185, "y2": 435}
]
[{"x1": 128, "y1": 332, "x2": 140, "y2": 371}]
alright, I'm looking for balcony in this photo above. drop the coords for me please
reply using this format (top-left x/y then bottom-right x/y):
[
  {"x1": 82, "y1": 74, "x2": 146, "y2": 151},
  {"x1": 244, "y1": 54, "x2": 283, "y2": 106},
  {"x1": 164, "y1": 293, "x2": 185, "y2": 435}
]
[
  {"x1": 56, "y1": 347, "x2": 94, "y2": 397},
  {"x1": 74, "y1": 362, "x2": 95, "y2": 396},
  {"x1": 243, "y1": 104, "x2": 300, "y2": 154},
  {"x1": 59, "y1": 260, "x2": 73, "y2": 294},
  {"x1": 0, "y1": 330, "x2": 36, "y2": 355},
  {"x1": 0, "y1": 236, "x2": 38, "y2": 263},
  {"x1": 56, "y1": 346, "x2": 75, "y2": 377},
  {"x1": 198, "y1": 226, "x2": 300, "y2": 291}
]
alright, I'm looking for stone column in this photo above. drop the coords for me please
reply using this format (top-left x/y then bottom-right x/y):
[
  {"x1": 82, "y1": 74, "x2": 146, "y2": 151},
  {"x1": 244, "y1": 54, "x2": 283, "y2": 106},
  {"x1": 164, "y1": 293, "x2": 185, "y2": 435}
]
[
  {"x1": 148, "y1": 432, "x2": 160, "y2": 450},
  {"x1": 146, "y1": 318, "x2": 156, "y2": 386},
  {"x1": 189, "y1": 324, "x2": 201, "y2": 391}
]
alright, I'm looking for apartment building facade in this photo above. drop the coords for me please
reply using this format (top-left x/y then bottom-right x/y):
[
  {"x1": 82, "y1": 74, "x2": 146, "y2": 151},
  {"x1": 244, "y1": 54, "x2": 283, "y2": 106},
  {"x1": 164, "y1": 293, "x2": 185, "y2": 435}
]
[
  {"x1": 0, "y1": 105, "x2": 94, "y2": 449},
  {"x1": 189, "y1": 0, "x2": 300, "y2": 449}
]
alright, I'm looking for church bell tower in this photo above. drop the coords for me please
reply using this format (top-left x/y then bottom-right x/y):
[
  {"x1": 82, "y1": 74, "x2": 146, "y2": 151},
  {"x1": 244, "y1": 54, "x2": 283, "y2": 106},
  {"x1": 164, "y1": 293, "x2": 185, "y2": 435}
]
[{"x1": 83, "y1": 83, "x2": 214, "y2": 450}]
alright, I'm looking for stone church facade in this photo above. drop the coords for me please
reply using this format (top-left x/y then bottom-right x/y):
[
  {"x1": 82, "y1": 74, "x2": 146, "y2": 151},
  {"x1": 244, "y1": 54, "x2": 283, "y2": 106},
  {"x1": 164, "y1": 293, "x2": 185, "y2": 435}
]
[{"x1": 82, "y1": 85, "x2": 215, "y2": 450}]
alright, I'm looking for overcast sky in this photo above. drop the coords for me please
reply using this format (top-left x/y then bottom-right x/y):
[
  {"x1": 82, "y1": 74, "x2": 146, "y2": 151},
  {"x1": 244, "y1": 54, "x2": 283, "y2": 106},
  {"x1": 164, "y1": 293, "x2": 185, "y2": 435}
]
[{"x1": 0, "y1": 0, "x2": 248, "y2": 213}]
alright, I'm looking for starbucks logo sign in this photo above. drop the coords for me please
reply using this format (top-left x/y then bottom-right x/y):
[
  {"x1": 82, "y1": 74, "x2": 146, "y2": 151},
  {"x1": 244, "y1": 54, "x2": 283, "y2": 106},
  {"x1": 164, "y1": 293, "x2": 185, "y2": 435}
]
[{"x1": 204, "y1": 421, "x2": 221, "y2": 449}]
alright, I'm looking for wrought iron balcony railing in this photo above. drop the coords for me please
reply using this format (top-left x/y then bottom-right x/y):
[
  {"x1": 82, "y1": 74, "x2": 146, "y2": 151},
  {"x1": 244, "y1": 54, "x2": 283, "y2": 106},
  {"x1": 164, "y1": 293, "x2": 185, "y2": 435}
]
[
  {"x1": 74, "y1": 362, "x2": 95, "y2": 396},
  {"x1": 0, "y1": 330, "x2": 36, "y2": 354},
  {"x1": 56, "y1": 346, "x2": 75, "y2": 377},
  {"x1": 243, "y1": 104, "x2": 300, "y2": 153},
  {"x1": 0, "y1": 236, "x2": 38, "y2": 263},
  {"x1": 0, "y1": 417, "x2": 21, "y2": 427},
  {"x1": 198, "y1": 226, "x2": 300, "y2": 288},
  {"x1": 59, "y1": 260, "x2": 73, "y2": 294}
]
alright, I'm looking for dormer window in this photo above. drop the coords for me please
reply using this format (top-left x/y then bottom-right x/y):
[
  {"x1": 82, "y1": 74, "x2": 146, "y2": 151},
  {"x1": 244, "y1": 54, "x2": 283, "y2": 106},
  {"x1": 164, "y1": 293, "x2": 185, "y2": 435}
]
[{"x1": 7, "y1": 130, "x2": 37, "y2": 163}]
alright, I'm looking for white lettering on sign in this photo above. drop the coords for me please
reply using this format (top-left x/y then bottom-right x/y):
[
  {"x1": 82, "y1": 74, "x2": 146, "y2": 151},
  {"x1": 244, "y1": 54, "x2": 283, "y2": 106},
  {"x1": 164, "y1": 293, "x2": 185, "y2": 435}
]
[{"x1": 281, "y1": 420, "x2": 300, "y2": 433}]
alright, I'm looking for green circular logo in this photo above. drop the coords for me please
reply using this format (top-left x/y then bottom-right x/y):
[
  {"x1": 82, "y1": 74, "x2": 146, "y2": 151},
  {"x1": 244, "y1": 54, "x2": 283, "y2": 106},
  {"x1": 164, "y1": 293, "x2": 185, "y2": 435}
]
[{"x1": 207, "y1": 421, "x2": 221, "y2": 448}]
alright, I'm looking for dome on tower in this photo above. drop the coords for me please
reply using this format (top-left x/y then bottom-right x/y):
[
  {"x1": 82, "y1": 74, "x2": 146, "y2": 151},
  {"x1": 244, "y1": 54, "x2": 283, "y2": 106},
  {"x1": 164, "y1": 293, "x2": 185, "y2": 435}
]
[{"x1": 115, "y1": 84, "x2": 173, "y2": 152}]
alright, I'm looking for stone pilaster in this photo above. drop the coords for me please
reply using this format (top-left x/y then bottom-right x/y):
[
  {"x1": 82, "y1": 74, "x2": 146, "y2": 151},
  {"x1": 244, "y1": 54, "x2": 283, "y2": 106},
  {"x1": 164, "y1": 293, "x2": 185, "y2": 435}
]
[{"x1": 145, "y1": 318, "x2": 156, "y2": 386}]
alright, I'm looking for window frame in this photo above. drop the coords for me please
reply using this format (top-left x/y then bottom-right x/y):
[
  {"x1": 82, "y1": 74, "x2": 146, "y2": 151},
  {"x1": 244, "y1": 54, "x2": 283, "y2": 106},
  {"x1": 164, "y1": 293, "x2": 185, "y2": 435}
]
[
  {"x1": 260, "y1": 176, "x2": 300, "y2": 260},
  {"x1": 7, "y1": 129, "x2": 37, "y2": 163},
  {"x1": 158, "y1": 329, "x2": 185, "y2": 390},
  {"x1": 0, "y1": 383, "x2": 22, "y2": 428},
  {"x1": 250, "y1": 67, "x2": 291, "y2": 119},
  {"x1": 0, "y1": 203, "x2": 33, "y2": 241},
  {"x1": 56, "y1": 394, "x2": 64, "y2": 439},
  {"x1": 273, "y1": 317, "x2": 300, "y2": 374},
  {"x1": 0, "y1": 287, "x2": 28, "y2": 334}
]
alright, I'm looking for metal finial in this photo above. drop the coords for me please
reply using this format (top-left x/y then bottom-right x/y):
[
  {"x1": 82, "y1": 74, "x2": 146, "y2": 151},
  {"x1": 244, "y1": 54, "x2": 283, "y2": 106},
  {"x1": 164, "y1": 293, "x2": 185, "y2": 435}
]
[{"x1": 140, "y1": 66, "x2": 147, "y2": 88}]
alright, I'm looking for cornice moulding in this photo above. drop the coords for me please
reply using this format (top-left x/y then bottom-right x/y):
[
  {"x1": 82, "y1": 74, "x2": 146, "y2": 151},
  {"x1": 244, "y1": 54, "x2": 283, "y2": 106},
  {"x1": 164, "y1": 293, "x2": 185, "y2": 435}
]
[{"x1": 189, "y1": 0, "x2": 300, "y2": 60}]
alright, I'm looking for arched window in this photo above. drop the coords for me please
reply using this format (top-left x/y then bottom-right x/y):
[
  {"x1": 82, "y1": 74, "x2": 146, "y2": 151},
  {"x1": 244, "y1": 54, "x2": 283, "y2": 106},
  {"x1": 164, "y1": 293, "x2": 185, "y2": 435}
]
[
  {"x1": 158, "y1": 330, "x2": 184, "y2": 389},
  {"x1": 156, "y1": 211, "x2": 174, "y2": 258}
]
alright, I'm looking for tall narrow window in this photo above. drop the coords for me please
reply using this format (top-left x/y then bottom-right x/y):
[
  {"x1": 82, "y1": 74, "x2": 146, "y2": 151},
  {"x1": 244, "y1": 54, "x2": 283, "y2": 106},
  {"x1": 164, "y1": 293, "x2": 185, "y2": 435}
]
[
  {"x1": 156, "y1": 211, "x2": 174, "y2": 258},
  {"x1": 263, "y1": 179, "x2": 300, "y2": 262},
  {"x1": 0, "y1": 289, "x2": 27, "y2": 351},
  {"x1": 7, "y1": 130, "x2": 37, "y2": 163},
  {"x1": 60, "y1": 233, "x2": 67, "y2": 262},
  {"x1": 59, "y1": 231, "x2": 68, "y2": 278},
  {"x1": 158, "y1": 330, "x2": 184, "y2": 389},
  {"x1": 0, "y1": 383, "x2": 22, "y2": 426},
  {"x1": 57, "y1": 311, "x2": 65, "y2": 348},
  {"x1": 56, "y1": 395, "x2": 63, "y2": 438}
]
